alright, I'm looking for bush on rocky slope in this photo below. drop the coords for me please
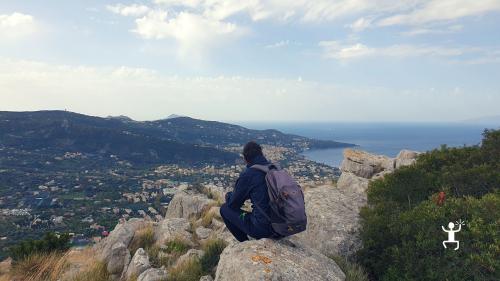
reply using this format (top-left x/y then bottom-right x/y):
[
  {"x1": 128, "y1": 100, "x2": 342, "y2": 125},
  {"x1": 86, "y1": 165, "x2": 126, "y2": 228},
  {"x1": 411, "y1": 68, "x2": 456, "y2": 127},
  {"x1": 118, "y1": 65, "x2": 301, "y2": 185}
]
[
  {"x1": 359, "y1": 129, "x2": 500, "y2": 281},
  {"x1": 9, "y1": 232, "x2": 70, "y2": 262}
]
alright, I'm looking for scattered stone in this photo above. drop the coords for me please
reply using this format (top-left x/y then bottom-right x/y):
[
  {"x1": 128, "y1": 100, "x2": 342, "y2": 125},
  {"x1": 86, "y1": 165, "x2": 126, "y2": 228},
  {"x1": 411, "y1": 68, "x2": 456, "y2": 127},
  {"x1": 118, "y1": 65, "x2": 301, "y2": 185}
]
[
  {"x1": 175, "y1": 249, "x2": 205, "y2": 267},
  {"x1": 137, "y1": 267, "x2": 168, "y2": 281},
  {"x1": 196, "y1": 226, "x2": 212, "y2": 240},
  {"x1": 200, "y1": 275, "x2": 214, "y2": 281}
]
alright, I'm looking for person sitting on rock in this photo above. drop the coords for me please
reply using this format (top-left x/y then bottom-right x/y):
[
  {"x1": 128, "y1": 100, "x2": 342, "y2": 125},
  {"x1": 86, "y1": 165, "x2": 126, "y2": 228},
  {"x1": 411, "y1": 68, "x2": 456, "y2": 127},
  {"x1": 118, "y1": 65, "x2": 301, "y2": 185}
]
[{"x1": 220, "y1": 141, "x2": 275, "y2": 242}]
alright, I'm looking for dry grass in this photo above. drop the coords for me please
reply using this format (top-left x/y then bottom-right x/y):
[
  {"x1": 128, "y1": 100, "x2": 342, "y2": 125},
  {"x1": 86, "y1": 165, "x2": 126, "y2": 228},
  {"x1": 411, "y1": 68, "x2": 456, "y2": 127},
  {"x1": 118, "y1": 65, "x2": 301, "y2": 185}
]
[
  {"x1": 129, "y1": 225, "x2": 155, "y2": 255},
  {"x1": 200, "y1": 209, "x2": 218, "y2": 228},
  {"x1": 69, "y1": 260, "x2": 110, "y2": 281},
  {"x1": 9, "y1": 252, "x2": 69, "y2": 281},
  {"x1": 168, "y1": 258, "x2": 203, "y2": 281},
  {"x1": 330, "y1": 256, "x2": 369, "y2": 281},
  {"x1": 0, "y1": 247, "x2": 109, "y2": 281}
]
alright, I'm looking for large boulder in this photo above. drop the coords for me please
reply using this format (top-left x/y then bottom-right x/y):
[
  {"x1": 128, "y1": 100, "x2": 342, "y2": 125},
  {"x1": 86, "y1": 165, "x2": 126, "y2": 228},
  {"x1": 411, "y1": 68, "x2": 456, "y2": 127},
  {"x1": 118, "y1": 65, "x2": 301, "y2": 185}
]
[
  {"x1": 106, "y1": 242, "x2": 130, "y2": 280},
  {"x1": 137, "y1": 267, "x2": 168, "y2": 281},
  {"x1": 215, "y1": 239, "x2": 345, "y2": 281},
  {"x1": 95, "y1": 218, "x2": 148, "y2": 260},
  {"x1": 125, "y1": 248, "x2": 151, "y2": 280},
  {"x1": 340, "y1": 149, "x2": 394, "y2": 178},
  {"x1": 165, "y1": 190, "x2": 216, "y2": 219},
  {"x1": 155, "y1": 217, "x2": 193, "y2": 245},
  {"x1": 291, "y1": 185, "x2": 365, "y2": 258},
  {"x1": 336, "y1": 172, "x2": 369, "y2": 193}
]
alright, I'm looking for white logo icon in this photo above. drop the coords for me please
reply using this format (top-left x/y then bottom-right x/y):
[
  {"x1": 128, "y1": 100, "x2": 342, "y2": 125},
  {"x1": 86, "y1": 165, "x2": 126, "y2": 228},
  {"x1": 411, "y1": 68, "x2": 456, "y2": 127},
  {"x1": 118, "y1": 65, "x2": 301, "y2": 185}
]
[{"x1": 442, "y1": 220, "x2": 464, "y2": 250}]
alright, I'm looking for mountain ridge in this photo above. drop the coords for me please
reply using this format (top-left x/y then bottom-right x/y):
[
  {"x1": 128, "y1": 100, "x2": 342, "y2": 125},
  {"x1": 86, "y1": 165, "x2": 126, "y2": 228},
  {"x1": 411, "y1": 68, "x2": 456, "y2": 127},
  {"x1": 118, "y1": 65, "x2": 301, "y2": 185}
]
[{"x1": 0, "y1": 110, "x2": 354, "y2": 167}]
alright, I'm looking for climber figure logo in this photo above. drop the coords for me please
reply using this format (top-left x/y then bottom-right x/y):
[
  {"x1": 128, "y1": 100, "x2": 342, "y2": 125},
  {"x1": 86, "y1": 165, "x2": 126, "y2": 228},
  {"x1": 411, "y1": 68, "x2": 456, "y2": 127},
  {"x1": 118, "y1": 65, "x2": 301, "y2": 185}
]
[{"x1": 442, "y1": 220, "x2": 464, "y2": 250}]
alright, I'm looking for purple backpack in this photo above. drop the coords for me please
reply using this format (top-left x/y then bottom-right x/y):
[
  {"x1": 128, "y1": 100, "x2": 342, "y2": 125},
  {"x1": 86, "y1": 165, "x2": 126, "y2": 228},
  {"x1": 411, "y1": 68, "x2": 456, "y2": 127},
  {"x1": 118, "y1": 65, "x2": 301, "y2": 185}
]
[{"x1": 251, "y1": 164, "x2": 307, "y2": 237}]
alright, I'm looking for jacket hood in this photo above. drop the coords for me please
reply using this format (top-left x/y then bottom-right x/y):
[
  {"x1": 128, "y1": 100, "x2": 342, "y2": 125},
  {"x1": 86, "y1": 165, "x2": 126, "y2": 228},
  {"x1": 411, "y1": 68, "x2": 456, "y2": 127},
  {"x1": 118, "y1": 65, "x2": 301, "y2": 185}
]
[{"x1": 246, "y1": 154, "x2": 269, "y2": 167}]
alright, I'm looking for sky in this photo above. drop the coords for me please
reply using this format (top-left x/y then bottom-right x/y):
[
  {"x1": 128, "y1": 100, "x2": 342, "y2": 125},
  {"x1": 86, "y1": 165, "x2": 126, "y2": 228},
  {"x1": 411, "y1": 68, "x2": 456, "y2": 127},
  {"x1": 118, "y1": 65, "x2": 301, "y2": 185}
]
[{"x1": 1, "y1": 0, "x2": 500, "y2": 122}]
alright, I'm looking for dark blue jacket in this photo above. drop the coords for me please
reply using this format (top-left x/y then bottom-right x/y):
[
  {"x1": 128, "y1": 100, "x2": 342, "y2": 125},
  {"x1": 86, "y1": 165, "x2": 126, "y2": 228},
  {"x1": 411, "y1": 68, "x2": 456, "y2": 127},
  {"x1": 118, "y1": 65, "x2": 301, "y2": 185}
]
[{"x1": 225, "y1": 154, "x2": 272, "y2": 227}]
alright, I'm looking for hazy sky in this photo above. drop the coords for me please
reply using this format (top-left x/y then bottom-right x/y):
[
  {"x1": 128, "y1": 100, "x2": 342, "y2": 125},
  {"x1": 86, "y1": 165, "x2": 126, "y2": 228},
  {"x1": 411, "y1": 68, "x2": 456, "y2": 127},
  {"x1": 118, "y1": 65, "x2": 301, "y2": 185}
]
[{"x1": 1, "y1": 0, "x2": 500, "y2": 122}]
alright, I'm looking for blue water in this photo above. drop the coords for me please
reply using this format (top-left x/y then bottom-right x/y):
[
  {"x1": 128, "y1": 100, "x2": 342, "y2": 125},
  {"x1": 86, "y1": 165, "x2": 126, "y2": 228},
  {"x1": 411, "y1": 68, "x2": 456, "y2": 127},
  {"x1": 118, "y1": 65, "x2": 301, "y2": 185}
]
[{"x1": 237, "y1": 122, "x2": 493, "y2": 167}]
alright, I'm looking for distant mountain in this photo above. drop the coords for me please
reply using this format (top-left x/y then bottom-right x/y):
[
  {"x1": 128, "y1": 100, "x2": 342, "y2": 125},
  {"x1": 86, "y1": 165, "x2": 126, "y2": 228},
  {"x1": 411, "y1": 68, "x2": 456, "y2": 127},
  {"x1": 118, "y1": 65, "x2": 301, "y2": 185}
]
[
  {"x1": 0, "y1": 111, "x2": 237, "y2": 166},
  {"x1": 144, "y1": 117, "x2": 354, "y2": 150},
  {"x1": 106, "y1": 115, "x2": 134, "y2": 122},
  {"x1": 0, "y1": 111, "x2": 354, "y2": 166}
]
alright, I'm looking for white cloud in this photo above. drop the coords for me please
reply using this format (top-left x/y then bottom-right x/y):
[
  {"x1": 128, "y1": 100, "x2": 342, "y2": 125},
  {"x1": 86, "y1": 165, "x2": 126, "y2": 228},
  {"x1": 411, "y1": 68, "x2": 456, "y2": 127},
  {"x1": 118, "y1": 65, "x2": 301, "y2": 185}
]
[
  {"x1": 133, "y1": 10, "x2": 244, "y2": 56},
  {"x1": 319, "y1": 41, "x2": 375, "y2": 60},
  {"x1": 319, "y1": 41, "x2": 492, "y2": 61},
  {"x1": 401, "y1": 25, "x2": 463, "y2": 36},
  {"x1": 347, "y1": 17, "x2": 372, "y2": 32},
  {"x1": 0, "y1": 12, "x2": 36, "y2": 40},
  {"x1": 378, "y1": 0, "x2": 500, "y2": 26},
  {"x1": 153, "y1": 0, "x2": 419, "y2": 23},
  {"x1": 265, "y1": 40, "x2": 289, "y2": 49},
  {"x1": 106, "y1": 4, "x2": 150, "y2": 17}
]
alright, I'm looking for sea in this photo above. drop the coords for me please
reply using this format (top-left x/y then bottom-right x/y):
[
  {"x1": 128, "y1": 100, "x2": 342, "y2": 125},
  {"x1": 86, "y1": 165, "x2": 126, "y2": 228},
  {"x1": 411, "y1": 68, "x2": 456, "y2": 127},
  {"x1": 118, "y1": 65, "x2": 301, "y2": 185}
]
[{"x1": 236, "y1": 122, "x2": 495, "y2": 168}]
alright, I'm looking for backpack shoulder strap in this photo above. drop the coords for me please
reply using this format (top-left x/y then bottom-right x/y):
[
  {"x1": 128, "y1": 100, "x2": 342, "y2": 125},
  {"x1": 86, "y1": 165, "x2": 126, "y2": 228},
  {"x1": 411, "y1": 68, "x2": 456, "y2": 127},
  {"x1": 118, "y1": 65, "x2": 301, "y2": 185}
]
[{"x1": 250, "y1": 163, "x2": 281, "y2": 173}]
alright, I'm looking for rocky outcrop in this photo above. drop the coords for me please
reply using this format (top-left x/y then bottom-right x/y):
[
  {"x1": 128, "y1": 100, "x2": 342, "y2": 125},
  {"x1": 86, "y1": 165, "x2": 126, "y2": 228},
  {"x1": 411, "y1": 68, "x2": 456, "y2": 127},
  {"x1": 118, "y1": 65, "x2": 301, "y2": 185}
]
[
  {"x1": 214, "y1": 239, "x2": 345, "y2": 281},
  {"x1": 86, "y1": 148, "x2": 419, "y2": 281},
  {"x1": 165, "y1": 190, "x2": 216, "y2": 219},
  {"x1": 340, "y1": 149, "x2": 395, "y2": 178},
  {"x1": 293, "y1": 148, "x2": 418, "y2": 258}
]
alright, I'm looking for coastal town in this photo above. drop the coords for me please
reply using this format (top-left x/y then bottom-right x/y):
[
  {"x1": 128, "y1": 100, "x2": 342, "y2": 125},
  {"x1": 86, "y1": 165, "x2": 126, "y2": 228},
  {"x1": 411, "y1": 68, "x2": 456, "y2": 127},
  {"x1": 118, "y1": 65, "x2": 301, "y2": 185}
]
[{"x1": 0, "y1": 143, "x2": 338, "y2": 258}]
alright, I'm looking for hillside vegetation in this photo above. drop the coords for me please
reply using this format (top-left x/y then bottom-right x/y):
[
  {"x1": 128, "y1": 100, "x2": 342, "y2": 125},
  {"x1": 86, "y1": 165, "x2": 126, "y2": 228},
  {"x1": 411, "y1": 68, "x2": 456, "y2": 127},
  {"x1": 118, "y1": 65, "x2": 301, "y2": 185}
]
[{"x1": 358, "y1": 129, "x2": 500, "y2": 281}]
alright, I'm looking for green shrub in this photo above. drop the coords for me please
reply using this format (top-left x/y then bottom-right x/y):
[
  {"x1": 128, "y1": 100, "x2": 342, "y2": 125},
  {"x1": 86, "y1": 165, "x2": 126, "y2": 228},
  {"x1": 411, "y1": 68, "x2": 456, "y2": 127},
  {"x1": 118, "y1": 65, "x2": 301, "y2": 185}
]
[
  {"x1": 9, "y1": 232, "x2": 70, "y2": 261},
  {"x1": 164, "y1": 239, "x2": 190, "y2": 254},
  {"x1": 358, "y1": 129, "x2": 500, "y2": 281},
  {"x1": 168, "y1": 238, "x2": 227, "y2": 281}
]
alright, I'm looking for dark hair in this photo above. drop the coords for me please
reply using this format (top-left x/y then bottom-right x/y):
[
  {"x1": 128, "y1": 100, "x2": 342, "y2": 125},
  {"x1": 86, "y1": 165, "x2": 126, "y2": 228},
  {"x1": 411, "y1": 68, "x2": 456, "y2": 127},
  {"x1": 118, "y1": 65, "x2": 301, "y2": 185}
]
[{"x1": 243, "y1": 141, "x2": 263, "y2": 162}]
